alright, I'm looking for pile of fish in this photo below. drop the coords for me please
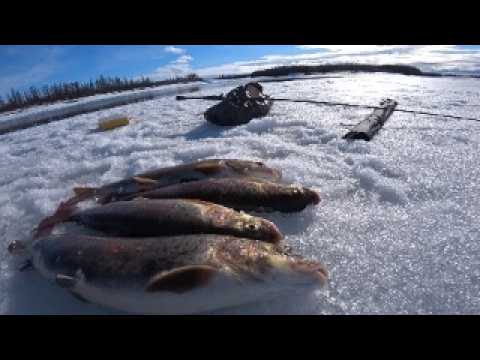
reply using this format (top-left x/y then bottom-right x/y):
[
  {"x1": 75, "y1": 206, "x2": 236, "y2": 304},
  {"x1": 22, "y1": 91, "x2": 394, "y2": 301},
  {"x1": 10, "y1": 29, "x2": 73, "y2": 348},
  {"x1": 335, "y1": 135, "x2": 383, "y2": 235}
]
[{"x1": 9, "y1": 159, "x2": 327, "y2": 314}]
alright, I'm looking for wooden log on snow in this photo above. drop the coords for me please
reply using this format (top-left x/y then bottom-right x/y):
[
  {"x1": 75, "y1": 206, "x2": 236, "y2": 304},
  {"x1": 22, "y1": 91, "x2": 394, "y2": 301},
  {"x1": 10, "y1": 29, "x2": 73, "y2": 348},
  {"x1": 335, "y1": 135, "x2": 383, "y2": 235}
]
[{"x1": 343, "y1": 99, "x2": 398, "y2": 141}]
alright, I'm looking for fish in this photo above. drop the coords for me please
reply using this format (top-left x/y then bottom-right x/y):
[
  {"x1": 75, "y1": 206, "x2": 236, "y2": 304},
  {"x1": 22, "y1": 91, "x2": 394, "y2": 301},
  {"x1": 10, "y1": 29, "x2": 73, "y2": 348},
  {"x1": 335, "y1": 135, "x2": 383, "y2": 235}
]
[
  {"x1": 34, "y1": 198, "x2": 283, "y2": 243},
  {"x1": 28, "y1": 233, "x2": 328, "y2": 314},
  {"x1": 125, "y1": 178, "x2": 320, "y2": 213},
  {"x1": 69, "y1": 159, "x2": 282, "y2": 205}
]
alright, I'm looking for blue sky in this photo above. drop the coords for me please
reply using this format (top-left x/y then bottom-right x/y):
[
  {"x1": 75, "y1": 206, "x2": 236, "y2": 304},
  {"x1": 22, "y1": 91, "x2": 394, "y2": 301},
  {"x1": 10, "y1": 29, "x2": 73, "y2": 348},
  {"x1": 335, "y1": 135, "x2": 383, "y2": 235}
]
[{"x1": 1, "y1": 45, "x2": 480, "y2": 98}]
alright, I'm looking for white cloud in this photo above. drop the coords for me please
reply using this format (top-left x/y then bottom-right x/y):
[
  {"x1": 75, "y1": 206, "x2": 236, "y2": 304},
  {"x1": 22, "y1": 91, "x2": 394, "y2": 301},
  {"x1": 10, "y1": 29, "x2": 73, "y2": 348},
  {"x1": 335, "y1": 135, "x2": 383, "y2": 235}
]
[
  {"x1": 297, "y1": 45, "x2": 458, "y2": 55},
  {"x1": 151, "y1": 48, "x2": 194, "y2": 79},
  {"x1": 164, "y1": 46, "x2": 186, "y2": 55},
  {"x1": 194, "y1": 46, "x2": 480, "y2": 77},
  {"x1": 175, "y1": 55, "x2": 193, "y2": 63},
  {"x1": 298, "y1": 45, "x2": 407, "y2": 52},
  {"x1": 151, "y1": 54, "x2": 194, "y2": 79}
]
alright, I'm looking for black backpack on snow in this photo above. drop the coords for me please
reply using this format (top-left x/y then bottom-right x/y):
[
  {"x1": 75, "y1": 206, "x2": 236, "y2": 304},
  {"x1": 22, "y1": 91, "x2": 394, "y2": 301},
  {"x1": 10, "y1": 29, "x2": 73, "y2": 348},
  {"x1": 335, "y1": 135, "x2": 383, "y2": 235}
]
[{"x1": 204, "y1": 82, "x2": 273, "y2": 126}]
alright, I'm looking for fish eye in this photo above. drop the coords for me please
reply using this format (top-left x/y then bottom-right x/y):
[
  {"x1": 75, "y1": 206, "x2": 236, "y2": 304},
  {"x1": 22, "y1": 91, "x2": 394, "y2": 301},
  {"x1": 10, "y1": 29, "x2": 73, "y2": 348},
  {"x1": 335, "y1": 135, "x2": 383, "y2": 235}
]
[
  {"x1": 255, "y1": 162, "x2": 264, "y2": 167},
  {"x1": 247, "y1": 223, "x2": 258, "y2": 231}
]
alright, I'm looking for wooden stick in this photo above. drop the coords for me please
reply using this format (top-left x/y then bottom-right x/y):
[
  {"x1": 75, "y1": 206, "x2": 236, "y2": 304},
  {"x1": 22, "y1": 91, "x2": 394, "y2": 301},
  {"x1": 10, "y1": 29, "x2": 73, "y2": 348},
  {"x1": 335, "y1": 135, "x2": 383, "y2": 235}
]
[{"x1": 343, "y1": 99, "x2": 398, "y2": 141}]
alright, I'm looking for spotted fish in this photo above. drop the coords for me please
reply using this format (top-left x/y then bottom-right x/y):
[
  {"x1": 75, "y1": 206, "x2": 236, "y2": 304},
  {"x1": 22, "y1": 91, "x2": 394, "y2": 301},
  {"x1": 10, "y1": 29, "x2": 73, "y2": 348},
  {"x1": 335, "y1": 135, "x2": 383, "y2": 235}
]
[
  {"x1": 70, "y1": 159, "x2": 282, "y2": 205},
  {"x1": 126, "y1": 178, "x2": 320, "y2": 213},
  {"x1": 34, "y1": 199, "x2": 283, "y2": 243},
  {"x1": 27, "y1": 233, "x2": 328, "y2": 314}
]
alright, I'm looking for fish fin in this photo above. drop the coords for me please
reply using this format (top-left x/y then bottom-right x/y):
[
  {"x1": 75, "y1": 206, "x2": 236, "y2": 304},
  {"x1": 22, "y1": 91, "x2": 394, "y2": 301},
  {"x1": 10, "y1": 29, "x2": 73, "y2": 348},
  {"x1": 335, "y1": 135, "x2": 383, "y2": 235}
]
[
  {"x1": 55, "y1": 274, "x2": 77, "y2": 289},
  {"x1": 73, "y1": 186, "x2": 97, "y2": 198},
  {"x1": 132, "y1": 196, "x2": 148, "y2": 201},
  {"x1": 33, "y1": 202, "x2": 77, "y2": 239},
  {"x1": 63, "y1": 195, "x2": 85, "y2": 207},
  {"x1": 145, "y1": 265, "x2": 218, "y2": 294},
  {"x1": 186, "y1": 198, "x2": 218, "y2": 206},
  {"x1": 132, "y1": 176, "x2": 158, "y2": 185},
  {"x1": 56, "y1": 273, "x2": 90, "y2": 303},
  {"x1": 66, "y1": 187, "x2": 98, "y2": 206},
  {"x1": 132, "y1": 177, "x2": 160, "y2": 191},
  {"x1": 194, "y1": 162, "x2": 222, "y2": 175},
  {"x1": 55, "y1": 269, "x2": 86, "y2": 289}
]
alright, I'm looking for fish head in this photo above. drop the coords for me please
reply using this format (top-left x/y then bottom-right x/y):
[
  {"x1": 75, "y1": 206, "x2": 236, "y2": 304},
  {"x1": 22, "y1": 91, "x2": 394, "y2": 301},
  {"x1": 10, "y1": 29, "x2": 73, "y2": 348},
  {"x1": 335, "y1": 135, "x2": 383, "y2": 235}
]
[
  {"x1": 215, "y1": 239, "x2": 327, "y2": 289},
  {"x1": 225, "y1": 160, "x2": 282, "y2": 181},
  {"x1": 234, "y1": 212, "x2": 284, "y2": 243},
  {"x1": 30, "y1": 236, "x2": 63, "y2": 276},
  {"x1": 300, "y1": 187, "x2": 321, "y2": 205},
  {"x1": 263, "y1": 252, "x2": 328, "y2": 288},
  {"x1": 275, "y1": 185, "x2": 320, "y2": 211},
  {"x1": 30, "y1": 235, "x2": 89, "y2": 282}
]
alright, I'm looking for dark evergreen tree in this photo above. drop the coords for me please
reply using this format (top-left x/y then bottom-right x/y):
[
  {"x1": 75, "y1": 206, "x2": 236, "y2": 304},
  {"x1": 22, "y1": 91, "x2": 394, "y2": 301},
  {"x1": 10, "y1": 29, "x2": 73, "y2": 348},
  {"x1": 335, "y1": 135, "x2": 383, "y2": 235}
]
[
  {"x1": 0, "y1": 73, "x2": 202, "y2": 113},
  {"x1": 8, "y1": 88, "x2": 23, "y2": 107},
  {"x1": 29, "y1": 86, "x2": 40, "y2": 104}
]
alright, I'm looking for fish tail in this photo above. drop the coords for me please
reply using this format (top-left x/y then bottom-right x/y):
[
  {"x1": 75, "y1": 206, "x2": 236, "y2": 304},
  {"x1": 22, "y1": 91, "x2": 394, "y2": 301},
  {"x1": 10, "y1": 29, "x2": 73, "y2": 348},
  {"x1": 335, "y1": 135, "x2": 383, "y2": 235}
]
[
  {"x1": 73, "y1": 186, "x2": 97, "y2": 199},
  {"x1": 33, "y1": 201, "x2": 78, "y2": 239},
  {"x1": 8, "y1": 240, "x2": 27, "y2": 255}
]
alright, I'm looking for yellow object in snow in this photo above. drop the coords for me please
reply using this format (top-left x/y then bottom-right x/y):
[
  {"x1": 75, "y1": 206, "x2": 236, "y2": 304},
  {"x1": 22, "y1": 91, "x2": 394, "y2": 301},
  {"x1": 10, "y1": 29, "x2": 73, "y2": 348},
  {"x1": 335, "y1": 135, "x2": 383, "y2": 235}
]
[{"x1": 98, "y1": 116, "x2": 130, "y2": 131}]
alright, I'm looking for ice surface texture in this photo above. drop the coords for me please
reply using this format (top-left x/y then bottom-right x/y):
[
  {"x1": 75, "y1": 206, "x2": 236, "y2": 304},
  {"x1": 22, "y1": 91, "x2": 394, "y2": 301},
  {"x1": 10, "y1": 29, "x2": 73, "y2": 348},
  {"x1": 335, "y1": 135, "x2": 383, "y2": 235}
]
[{"x1": 1, "y1": 73, "x2": 479, "y2": 314}]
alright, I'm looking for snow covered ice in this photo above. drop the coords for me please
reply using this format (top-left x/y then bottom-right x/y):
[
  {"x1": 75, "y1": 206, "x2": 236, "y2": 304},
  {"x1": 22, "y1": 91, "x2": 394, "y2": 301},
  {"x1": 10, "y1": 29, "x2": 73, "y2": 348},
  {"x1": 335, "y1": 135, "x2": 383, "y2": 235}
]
[{"x1": 1, "y1": 73, "x2": 479, "y2": 314}]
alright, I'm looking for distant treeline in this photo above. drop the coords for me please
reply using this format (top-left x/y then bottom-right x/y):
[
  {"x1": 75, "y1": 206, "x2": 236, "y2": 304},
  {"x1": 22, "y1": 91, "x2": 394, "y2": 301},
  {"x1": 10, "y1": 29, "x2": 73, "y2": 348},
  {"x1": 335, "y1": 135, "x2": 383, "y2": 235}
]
[
  {"x1": 251, "y1": 64, "x2": 425, "y2": 77},
  {"x1": 218, "y1": 63, "x2": 431, "y2": 79},
  {"x1": 218, "y1": 73, "x2": 252, "y2": 79},
  {"x1": 0, "y1": 73, "x2": 202, "y2": 114}
]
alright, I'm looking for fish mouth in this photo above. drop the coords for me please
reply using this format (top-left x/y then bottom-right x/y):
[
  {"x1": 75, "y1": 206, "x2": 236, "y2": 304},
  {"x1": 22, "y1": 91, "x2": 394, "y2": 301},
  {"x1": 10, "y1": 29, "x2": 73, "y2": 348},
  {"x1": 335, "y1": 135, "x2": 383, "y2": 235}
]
[
  {"x1": 309, "y1": 190, "x2": 321, "y2": 205},
  {"x1": 269, "y1": 168, "x2": 282, "y2": 179},
  {"x1": 260, "y1": 220, "x2": 284, "y2": 243},
  {"x1": 292, "y1": 261, "x2": 329, "y2": 286},
  {"x1": 314, "y1": 265, "x2": 329, "y2": 285},
  {"x1": 271, "y1": 231, "x2": 284, "y2": 244},
  {"x1": 304, "y1": 265, "x2": 328, "y2": 287},
  {"x1": 261, "y1": 168, "x2": 282, "y2": 181}
]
